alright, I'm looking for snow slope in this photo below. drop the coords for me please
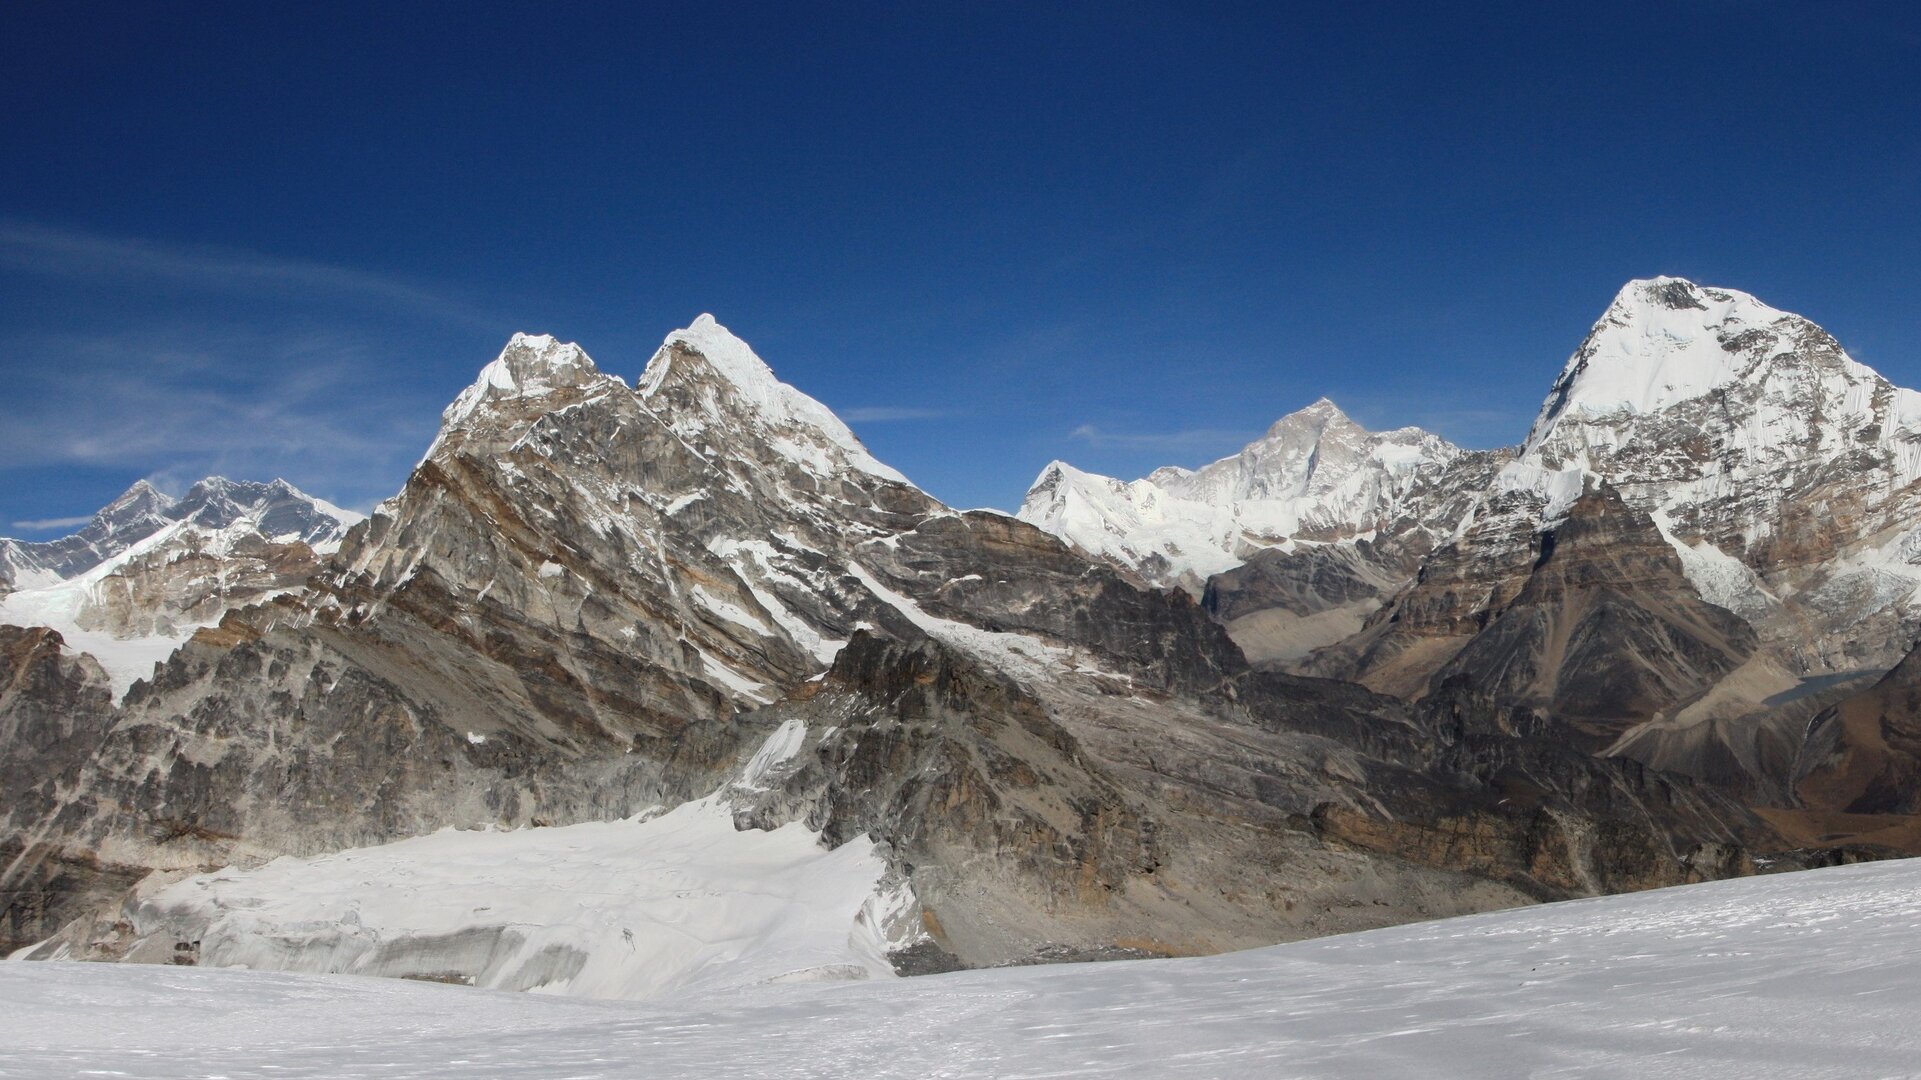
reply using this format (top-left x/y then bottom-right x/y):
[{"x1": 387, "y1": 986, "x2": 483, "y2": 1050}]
[
  {"x1": 25, "y1": 719, "x2": 919, "y2": 1001},
  {"x1": 8, "y1": 856, "x2": 1921, "y2": 1078}
]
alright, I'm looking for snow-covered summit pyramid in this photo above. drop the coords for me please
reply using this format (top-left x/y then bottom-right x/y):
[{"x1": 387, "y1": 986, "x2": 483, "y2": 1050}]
[
  {"x1": 1018, "y1": 398, "x2": 1465, "y2": 592},
  {"x1": 1528, "y1": 277, "x2": 1921, "y2": 448},
  {"x1": 427, "y1": 333, "x2": 622, "y2": 458},
  {"x1": 638, "y1": 314, "x2": 909, "y2": 484}
]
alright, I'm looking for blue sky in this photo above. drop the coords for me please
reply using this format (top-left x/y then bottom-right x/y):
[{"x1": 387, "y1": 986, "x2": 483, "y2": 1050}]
[{"x1": 4, "y1": 2, "x2": 1919, "y2": 528}]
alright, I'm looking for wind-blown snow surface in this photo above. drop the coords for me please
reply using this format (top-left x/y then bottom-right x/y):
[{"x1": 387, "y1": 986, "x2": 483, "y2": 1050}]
[{"x1": 10, "y1": 858, "x2": 1921, "y2": 1078}]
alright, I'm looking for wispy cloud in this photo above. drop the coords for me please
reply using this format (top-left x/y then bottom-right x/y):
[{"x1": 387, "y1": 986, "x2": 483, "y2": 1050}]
[
  {"x1": 839, "y1": 406, "x2": 954, "y2": 423},
  {"x1": 1068, "y1": 423, "x2": 1257, "y2": 453},
  {"x1": 10, "y1": 515, "x2": 92, "y2": 532},
  {"x1": 0, "y1": 220, "x2": 491, "y2": 327},
  {"x1": 0, "y1": 325, "x2": 443, "y2": 513},
  {"x1": 1335, "y1": 392, "x2": 1533, "y2": 450}
]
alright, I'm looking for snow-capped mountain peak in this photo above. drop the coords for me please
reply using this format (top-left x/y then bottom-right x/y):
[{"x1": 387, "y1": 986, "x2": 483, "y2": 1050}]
[
  {"x1": 0, "y1": 474, "x2": 363, "y2": 694},
  {"x1": 1277, "y1": 395, "x2": 1351, "y2": 428},
  {"x1": 1523, "y1": 276, "x2": 1911, "y2": 451},
  {"x1": 638, "y1": 314, "x2": 909, "y2": 484},
  {"x1": 1161, "y1": 398, "x2": 1459, "y2": 507},
  {"x1": 172, "y1": 476, "x2": 364, "y2": 549}
]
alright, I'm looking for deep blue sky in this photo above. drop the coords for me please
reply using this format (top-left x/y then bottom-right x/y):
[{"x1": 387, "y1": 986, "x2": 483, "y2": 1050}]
[{"x1": 4, "y1": 1, "x2": 1919, "y2": 528}]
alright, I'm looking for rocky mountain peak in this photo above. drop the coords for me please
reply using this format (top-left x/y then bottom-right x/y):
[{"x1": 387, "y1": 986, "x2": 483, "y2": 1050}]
[
  {"x1": 426, "y1": 334, "x2": 618, "y2": 458},
  {"x1": 96, "y1": 479, "x2": 177, "y2": 528},
  {"x1": 1264, "y1": 396, "x2": 1355, "y2": 437},
  {"x1": 496, "y1": 332, "x2": 599, "y2": 385},
  {"x1": 460, "y1": 332, "x2": 600, "y2": 399}
]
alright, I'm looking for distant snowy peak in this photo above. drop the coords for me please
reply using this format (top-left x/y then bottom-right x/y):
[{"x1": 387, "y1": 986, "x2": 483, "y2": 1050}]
[
  {"x1": 1159, "y1": 397, "x2": 1461, "y2": 507},
  {"x1": 1, "y1": 477, "x2": 359, "y2": 592},
  {"x1": 1018, "y1": 459, "x2": 1249, "y2": 589},
  {"x1": 638, "y1": 314, "x2": 910, "y2": 484},
  {"x1": 0, "y1": 475, "x2": 361, "y2": 694},
  {"x1": 97, "y1": 479, "x2": 178, "y2": 528},
  {"x1": 1019, "y1": 400, "x2": 1463, "y2": 591},
  {"x1": 174, "y1": 477, "x2": 363, "y2": 551}
]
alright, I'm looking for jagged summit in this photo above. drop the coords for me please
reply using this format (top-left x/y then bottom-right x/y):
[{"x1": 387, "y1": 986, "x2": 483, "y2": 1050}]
[
  {"x1": 95, "y1": 479, "x2": 177, "y2": 524},
  {"x1": 1282, "y1": 396, "x2": 1348, "y2": 424},
  {"x1": 436, "y1": 333, "x2": 609, "y2": 438},
  {"x1": 423, "y1": 318, "x2": 911, "y2": 485},
  {"x1": 171, "y1": 477, "x2": 363, "y2": 544}
]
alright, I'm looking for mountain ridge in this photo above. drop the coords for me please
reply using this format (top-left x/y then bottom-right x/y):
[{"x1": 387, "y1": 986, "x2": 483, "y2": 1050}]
[{"x1": 0, "y1": 280, "x2": 1903, "y2": 994}]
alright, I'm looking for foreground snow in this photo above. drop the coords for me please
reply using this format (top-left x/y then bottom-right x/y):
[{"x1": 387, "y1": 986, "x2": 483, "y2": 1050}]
[{"x1": 8, "y1": 858, "x2": 1921, "y2": 1078}]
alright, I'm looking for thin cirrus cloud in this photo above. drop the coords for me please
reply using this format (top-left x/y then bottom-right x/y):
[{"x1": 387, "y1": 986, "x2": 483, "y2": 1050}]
[
  {"x1": 1067, "y1": 423, "x2": 1257, "y2": 453},
  {"x1": 0, "y1": 222, "x2": 492, "y2": 513},
  {"x1": 0, "y1": 219, "x2": 492, "y2": 328},
  {"x1": 10, "y1": 515, "x2": 93, "y2": 532},
  {"x1": 0, "y1": 325, "x2": 442, "y2": 513},
  {"x1": 837, "y1": 406, "x2": 954, "y2": 423}
]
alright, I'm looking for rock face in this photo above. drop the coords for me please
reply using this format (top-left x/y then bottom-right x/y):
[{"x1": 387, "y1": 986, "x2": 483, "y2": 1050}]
[
  {"x1": 0, "y1": 313, "x2": 1797, "y2": 983},
  {"x1": 0, "y1": 626, "x2": 138, "y2": 956},
  {"x1": 1427, "y1": 487, "x2": 1757, "y2": 747},
  {"x1": 1792, "y1": 646, "x2": 1921, "y2": 817},
  {"x1": 1314, "y1": 486, "x2": 1756, "y2": 732}
]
